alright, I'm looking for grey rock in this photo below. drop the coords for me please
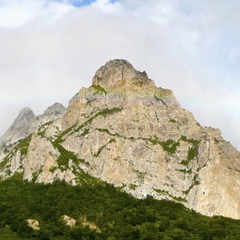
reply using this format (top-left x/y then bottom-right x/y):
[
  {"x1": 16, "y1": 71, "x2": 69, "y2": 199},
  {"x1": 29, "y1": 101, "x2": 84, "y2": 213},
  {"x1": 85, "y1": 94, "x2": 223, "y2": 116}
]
[
  {"x1": 44, "y1": 102, "x2": 66, "y2": 116},
  {"x1": 92, "y1": 59, "x2": 154, "y2": 90},
  {"x1": 0, "y1": 107, "x2": 36, "y2": 147}
]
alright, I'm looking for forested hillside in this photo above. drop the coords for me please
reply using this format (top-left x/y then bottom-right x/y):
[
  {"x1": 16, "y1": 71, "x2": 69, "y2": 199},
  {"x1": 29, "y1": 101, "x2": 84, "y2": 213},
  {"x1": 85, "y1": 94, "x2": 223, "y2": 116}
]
[{"x1": 0, "y1": 173, "x2": 240, "y2": 240}]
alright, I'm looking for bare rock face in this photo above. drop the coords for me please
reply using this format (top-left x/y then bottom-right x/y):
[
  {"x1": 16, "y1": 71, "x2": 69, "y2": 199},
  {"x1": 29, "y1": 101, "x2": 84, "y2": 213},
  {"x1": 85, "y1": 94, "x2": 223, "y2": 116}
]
[
  {"x1": 44, "y1": 102, "x2": 66, "y2": 116},
  {"x1": 92, "y1": 59, "x2": 154, "y2": 90},
  {"x1": 0, "y1": 107, "x2": 36, "y2": 147},
  {"x1": 0, "y1": 59, "x2": 240, "y2": 219}
]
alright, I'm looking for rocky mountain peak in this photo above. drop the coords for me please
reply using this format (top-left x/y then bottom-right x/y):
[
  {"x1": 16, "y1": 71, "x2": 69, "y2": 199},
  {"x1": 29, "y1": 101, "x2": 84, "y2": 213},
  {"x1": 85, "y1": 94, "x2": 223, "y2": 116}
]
[
  {"x1": 44, "y1": 103, "x2": 66, "y2": 116},
  {"x1": 13, "y1": 107, "x2": 36, "y2": 129},
  {"x1": 92, "y1": 59, "x2": 155, "y2": 90},
  {"x1": 0, "y1": 103, "x2": 66, "y2": 148},
  {"x1": 0, "y1": 107, "x2": 36, "y2": 147},
  {"x1": 0, "y1": 60, "x2": 240, "y2": 220}
]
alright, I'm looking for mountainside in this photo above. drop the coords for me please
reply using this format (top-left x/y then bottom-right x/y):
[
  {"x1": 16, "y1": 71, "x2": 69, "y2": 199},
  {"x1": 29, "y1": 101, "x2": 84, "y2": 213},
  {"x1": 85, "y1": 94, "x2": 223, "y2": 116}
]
[{"x1": 0, "y1": 59, "x2": 239, "y2": 219}]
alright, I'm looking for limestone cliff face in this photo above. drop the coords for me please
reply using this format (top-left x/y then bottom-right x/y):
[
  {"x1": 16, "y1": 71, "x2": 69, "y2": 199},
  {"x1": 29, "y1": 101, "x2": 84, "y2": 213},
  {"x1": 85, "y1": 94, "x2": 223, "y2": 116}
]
[{"x1": 0, "y1": 59, "x2": 239, "y2": 219}]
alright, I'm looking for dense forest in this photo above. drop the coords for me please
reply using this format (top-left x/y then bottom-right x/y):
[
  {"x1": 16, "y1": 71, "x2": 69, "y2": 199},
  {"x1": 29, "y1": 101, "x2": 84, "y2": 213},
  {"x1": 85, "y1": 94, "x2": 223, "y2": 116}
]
[{"x1": 0, "y1": 173, "x2": 240, "y2": 240}]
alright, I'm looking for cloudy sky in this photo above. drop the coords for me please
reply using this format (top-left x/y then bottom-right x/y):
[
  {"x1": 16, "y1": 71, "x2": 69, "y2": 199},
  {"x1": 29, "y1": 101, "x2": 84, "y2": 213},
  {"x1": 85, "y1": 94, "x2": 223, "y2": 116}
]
[{"x1": 0, "y1": 0, "x2": 240, "y2": 149}]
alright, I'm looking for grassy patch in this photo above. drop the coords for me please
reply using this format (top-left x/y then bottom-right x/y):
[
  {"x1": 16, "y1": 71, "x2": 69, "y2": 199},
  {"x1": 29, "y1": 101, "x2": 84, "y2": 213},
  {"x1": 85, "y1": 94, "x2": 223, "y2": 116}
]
[
  {"x1": 16, "y1": 135, "x2": 32, "y2": 156},
  {"x1": 180, "y1": 160, "x2": 189, "y2": 166},
  {"x1": 54, "y1": 124, "x2": 77, "y2": 145},
  {"x1": 153, "y1": 188, "x2": 186, "y2": 203},
  {"x1": 38, "y1": 120, "x2": 54, "y2": 137},
  {"x1": 160, "y1": 140, "x2": 180, "y2": 154},
  {"x1": 93, "y1": 138, "x2": 116, "y2": 157},
  {"x1": 183, "y1": 174, "x2": 200, "y2": 195},
  {"x1": 177, "y1": 168, "x2": 192, "y2": 174},
  {"x1": 129, "y1": 183, "x2": 138, "y2": 190},
  {"x1": 54, "y1": 143, "x2": 82, "y2": 169},
  {"x1": 148, "y1": 136, "x2": 179, "y2": 154},
  {"x1": 92, "y1": 85, "x2": 108, "y2": 95},
  {"x1": 0, "y1": 135, "x2": 32, "y2": 170},
  {"x1": 0, "y1": 157, "x2": 9, "y2": 170},
  {"x1": 80, "y1": 128, "x2": 89, "y2": 137},
  {"x1": 180, "y1": 135, "x2": 200, "y2": 162},
  {"x1": 187, "y1": 146, "x2": 198, "y2": 161}
]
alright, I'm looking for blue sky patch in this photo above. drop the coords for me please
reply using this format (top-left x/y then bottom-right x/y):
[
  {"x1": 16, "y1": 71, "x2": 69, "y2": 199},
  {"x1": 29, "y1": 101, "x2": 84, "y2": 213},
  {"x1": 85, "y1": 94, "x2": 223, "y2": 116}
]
[
  {"x1": 53, "y1": 0, "x2": 118, "y2": 7},
  {"x1": 69, "y1": 0, "x2": 95, "y2": 7},
  {"x1": 52, "y1": 0, "x2": 96, "y2": 7}
]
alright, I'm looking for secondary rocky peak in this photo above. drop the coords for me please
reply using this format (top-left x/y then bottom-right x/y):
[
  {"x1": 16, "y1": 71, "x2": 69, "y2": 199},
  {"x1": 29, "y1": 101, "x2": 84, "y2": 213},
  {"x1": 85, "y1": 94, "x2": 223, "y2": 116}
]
[
  {"x1": 44, "y1": 103, "x2": 66, "y2": 116},
  {"x1": 18, "y1": 107, "x2": 34, "y2": 117},
  {"x1": 0, "y1": 103, "x2": 66, "y2": 148},
  {"x1": 92, "y1": 59, "x2": 154, "y2": 90},
  {"x1": 0, "y1": 107, "x2": 36, "y2": 147},
  {"x1": 13, "y1": 107, "x2": 35, "y2": 129}
]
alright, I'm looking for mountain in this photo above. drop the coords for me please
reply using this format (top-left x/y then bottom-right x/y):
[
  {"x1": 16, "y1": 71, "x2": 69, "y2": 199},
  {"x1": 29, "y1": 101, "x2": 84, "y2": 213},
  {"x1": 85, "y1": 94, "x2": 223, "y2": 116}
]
[
  {"x1": 0, "y1": 103, "x2": 66, "y2": 148},
  {"x1": 0, "y1": 59, "x2": 239, "y2": 219}
]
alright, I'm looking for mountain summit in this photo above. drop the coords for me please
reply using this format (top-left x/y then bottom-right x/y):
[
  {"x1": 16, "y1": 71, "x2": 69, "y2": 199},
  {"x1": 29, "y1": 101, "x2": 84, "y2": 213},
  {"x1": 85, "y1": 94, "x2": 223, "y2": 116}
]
[
  {"x1": 92, "y1": 59, "x2": 153, "y2": 89},
  {"x1": 0, "y1": 59, "x2": 240, "y2": 219}
]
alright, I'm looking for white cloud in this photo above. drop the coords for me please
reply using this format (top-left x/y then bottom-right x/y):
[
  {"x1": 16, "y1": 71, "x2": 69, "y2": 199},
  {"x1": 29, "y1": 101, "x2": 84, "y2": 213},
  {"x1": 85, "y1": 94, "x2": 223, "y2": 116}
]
[
  {"x1": 0, "y1": 0, "x2": 240, "y2": 149},
  {"x1": 0, "y1": 0, "x2": 73, "y2": 28}
]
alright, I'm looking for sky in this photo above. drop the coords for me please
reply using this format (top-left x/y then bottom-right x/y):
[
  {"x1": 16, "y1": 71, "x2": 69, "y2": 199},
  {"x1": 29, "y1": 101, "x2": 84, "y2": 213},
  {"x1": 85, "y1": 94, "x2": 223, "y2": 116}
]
[{"x1": 0, "y1": 0, "x2": 240, "y2": 149}]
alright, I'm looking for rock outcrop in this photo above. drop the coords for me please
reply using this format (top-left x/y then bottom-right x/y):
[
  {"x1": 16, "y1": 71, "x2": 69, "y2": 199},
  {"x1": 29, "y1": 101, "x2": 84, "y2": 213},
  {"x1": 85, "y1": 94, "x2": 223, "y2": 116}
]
[
  {"x1": 27, "y1": 219, "x2": 40, "y2": 230},
  {"x1": 0, "y1": 59, "x2": 239, "y2": 219},
  {"x1": 62, "y1": 215, "x2": 76, "y2": 228}
]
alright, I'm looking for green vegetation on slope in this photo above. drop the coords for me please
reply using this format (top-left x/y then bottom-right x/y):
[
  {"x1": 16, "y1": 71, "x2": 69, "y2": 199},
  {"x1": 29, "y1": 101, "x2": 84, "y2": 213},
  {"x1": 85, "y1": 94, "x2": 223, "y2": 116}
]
[
  {"x1": 0, "y1": 174, "x2": 240, "y2": 239},
  {"x1": 0, "y1": 135, "x2": 32, "y2": 171},
  {"x1": 53, "y1": 107, "x2": 122, "y2": 145},
  {"x1": 92, "y1": 85, "x2": 108, "y2": 95},
  {"x1": 0, "y1": 227, "x2": 19, "y2": 240}
]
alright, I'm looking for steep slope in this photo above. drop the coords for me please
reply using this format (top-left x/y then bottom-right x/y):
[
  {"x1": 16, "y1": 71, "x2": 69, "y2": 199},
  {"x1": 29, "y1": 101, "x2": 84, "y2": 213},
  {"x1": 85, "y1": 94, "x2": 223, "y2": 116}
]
[
  {"x1": 0, "y1": 102, "x2": 66, "y2": 178},
  {"x1": 0, "y1": 59, "x2": 239, "y2": 219}
]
